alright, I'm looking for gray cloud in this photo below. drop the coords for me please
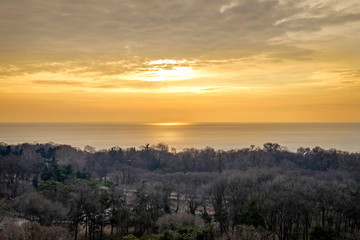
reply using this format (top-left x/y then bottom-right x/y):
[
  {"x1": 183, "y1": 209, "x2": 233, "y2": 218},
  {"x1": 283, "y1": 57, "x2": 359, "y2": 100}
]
[
  {"x1": 329, "y1": 69, "x2": 360, "y2": 79},
  {"x1": 1, "y1": 0, "x2": 359, "y2": 64},
  {"x1": 32, "y1": 78, "x2": 165, "y2": 90},
  {"x1": 32, "y1": 80, "x2": 82, "y2": 86}
]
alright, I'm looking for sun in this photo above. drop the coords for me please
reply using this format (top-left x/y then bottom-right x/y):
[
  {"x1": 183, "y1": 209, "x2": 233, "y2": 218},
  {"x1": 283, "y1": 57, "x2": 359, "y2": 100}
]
[
  {"x1": 149, "y1": 66, "x2": 193, "y2": 81},
  {"x1": 136, "y1": 59, "x2": 195, "y2": 82}
]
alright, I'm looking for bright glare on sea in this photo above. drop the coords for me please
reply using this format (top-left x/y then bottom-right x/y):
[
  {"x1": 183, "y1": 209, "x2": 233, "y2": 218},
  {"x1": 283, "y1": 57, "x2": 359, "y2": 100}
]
[{"x1": 0, "y1": 123, "x2": 359, "y2": 152}]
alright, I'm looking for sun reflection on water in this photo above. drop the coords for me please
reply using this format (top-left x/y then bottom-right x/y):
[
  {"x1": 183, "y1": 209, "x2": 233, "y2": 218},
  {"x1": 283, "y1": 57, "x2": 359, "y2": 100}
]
[{"x1": 146, "y1": 122, "x2": 190, "y2": 126}]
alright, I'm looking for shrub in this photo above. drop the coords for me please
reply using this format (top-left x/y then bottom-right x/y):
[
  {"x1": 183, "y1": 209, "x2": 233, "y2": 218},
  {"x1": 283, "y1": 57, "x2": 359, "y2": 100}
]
[
  {"x1": 310, "y1": 225, "x2": 338, "y2": 240},
  {"x1": 156, "y1": 213, "x2": 204, "y2": 232},
  {"x1": 0, "y1": 222, "x2": 72, "y2": 240}
]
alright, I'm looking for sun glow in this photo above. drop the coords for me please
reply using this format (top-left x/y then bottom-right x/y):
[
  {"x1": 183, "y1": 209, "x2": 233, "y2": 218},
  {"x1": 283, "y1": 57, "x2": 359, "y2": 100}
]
[
  {"x1": 134, "y1": 59, "x2": 196, "y2": 82},
  {"x1": 149, "y1": 59, "x2": 188, "y2": 65},
  {"x1": 139, "y1": 66, "x2": 193, "y2": 82},
  {"x1": 157, "y1": 67, "x2": 192, "y2": 81}
]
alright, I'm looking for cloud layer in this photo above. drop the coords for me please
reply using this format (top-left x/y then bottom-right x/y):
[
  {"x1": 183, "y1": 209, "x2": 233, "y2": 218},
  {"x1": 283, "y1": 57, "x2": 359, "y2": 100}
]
[
  {"x1": 0, "y1": 0, "x2": 360, "y2": 122},
  {"x1": 1, "y1": 0, "x2": 360, "y2": 61}
]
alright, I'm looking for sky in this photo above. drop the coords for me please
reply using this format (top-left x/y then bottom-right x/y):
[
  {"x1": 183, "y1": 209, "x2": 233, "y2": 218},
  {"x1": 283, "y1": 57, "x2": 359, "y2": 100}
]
[{"x1": 1, "y1": 0, "x2": 360, "y2": 123}]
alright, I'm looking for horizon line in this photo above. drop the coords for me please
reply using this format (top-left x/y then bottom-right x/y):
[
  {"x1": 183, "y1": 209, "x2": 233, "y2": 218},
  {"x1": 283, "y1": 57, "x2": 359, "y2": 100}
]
[{"x1": 1, "y1": 121, "x2": 360, "y2": 124}]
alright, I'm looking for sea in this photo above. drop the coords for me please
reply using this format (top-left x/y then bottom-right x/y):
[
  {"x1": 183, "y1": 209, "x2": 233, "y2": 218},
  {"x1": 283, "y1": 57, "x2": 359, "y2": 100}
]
[{"x1": 0, "y1": 123, "x2": 359, "y2": 153}]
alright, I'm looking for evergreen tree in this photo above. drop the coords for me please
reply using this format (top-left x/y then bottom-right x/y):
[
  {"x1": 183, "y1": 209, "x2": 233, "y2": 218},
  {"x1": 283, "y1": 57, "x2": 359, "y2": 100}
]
[{"x1": 239, "y1": 199, "x2": 265, "y2": 228}]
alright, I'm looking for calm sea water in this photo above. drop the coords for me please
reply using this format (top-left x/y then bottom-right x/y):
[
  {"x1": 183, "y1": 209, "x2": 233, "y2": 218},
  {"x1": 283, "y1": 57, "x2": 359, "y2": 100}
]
[{"x1": 0, "y1": 123, "x2": 359, "y2": 152}]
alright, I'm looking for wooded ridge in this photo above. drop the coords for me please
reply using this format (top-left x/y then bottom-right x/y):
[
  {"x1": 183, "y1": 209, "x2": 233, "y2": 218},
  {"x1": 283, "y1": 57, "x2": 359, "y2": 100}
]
[{"x1": 0, "y1": 142, "x2": 359, "y2": 240}]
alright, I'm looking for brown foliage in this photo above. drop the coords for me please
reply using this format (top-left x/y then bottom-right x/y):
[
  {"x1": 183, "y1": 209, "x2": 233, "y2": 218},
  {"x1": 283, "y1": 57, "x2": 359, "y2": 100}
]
[
  {"x1": 0, "y1": 222, "x2": 72, "y2": 240},
  {"x1": 156, "y1": 212, "x2": 204, "y2": 232}
]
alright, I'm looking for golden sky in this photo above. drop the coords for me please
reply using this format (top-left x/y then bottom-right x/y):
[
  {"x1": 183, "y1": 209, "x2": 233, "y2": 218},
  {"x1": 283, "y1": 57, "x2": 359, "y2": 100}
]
[{"x1": 1, "y1": 0, "x2": 360, "y2": 122}]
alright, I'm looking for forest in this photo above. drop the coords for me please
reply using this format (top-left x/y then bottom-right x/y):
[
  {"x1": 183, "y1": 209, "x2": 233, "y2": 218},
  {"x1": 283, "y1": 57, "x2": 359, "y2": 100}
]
[{"x1": 0, "y1": 142, "x2": 359, "y2": 240}]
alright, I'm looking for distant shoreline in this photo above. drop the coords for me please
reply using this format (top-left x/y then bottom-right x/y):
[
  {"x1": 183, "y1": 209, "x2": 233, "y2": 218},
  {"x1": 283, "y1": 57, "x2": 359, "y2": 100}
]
[
  {"x1": 1, "y1": 122, "x2": 359, "y2": 152},
  {"x1": 0, "y1": 141, "x2": 358, "y2": 154}
]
